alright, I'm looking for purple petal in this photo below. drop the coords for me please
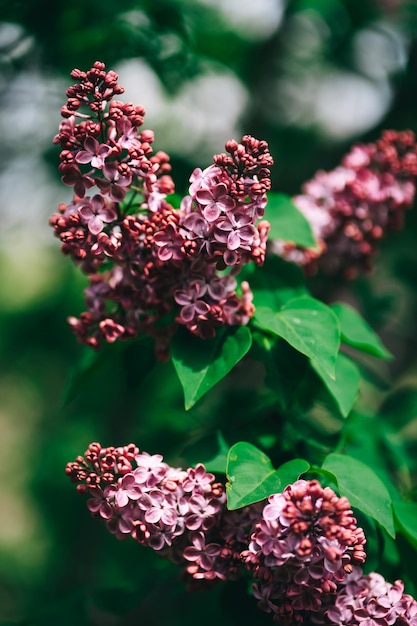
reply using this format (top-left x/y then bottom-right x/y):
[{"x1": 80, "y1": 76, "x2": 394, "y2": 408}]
[
  {"x1": 115, "y1": 491, "x2": 129, "y2": 508},
  {"x1": 174, "y1": 290, "x2": 191, "y2": 306},
  {"x1": 145, "y1": 508, "x2": 162, "y2": 524},
  {"x1": 194, "y1": 301, "x2": 210, "y2": 315},
  {"x1": 78, "y1": 205, "x2": 94, "y2": 220},
  {"x1": 203, "y1": 203, "x2": 221, "y2": 222},
  {"x1": 157, "y1": 247, "x2": 173, "y2": 261},
  {"x1": 196, "y1": 188, "x2": 214, "y2": 205},
  {"x1": 161, "y1": 509, "x2": 177, "y2": 526},
  {"x1": 180, "y1": 305, "x2": 196, "y2": 323},
  {"x1": 223, "y1": 249, "x2": 239, "y2": 266},
  {"x1": 185, "y1": 514, "x2": 202, "y2": 531},
  {"x1": 103, "y1": 162, "x2": 118, "y2": 179},
  {"x1": 219, "y1": 195, "x2": 235, "y2": 211},
  {"x1": 100, "y1": 206, "x2": 117, "y2": 223},
  {"x1": 110, "y1": 184, "x2": 127, "y2": 202},
  {"x1": 76, "y1": 150, "x2": 94, "y2": 164},
  {"x1": 88, "y1": 216, "x2": 104, "y2": 235},
  {"x1": 227, "y1": 230, "x2": 241, "y2": 250}
]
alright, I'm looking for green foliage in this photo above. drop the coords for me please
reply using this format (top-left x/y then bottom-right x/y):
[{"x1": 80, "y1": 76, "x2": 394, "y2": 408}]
[
  {"x1": 322, "y1": 453, "x2": 396, "y2": 538},
  {"x1": 311, "y1": 352, "x2": 360, "y2": 417},
  {"x1": 331, "y1": 302, "x2": 392, "y2": 360},
  {"x1": 266, "y1": 192, "x2": 317, "y2": 247},
  {"x1": 171, "y1": 325, "x2": 252, "y2": 409},
  {"x1": 226, "y1": 441, "x2": 310, "y2": 510},
  {"x1": 255, "y1": 296, "x2": 341, "y2": 379},
  {"x1": 394, "y1": 501, "x2": 417, "y2": 549},
  {"x1": 248, "y1": 255, "x2": 308, "y2": 309}
]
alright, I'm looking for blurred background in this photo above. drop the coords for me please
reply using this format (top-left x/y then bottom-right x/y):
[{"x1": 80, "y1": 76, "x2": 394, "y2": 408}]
[{"x1": 1, "y1": 0, "x2": 417, "y2": 623}]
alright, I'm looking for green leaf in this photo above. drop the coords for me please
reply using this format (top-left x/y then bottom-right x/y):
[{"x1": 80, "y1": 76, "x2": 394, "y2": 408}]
[
  {"x1": 171, "y1": 326, "x2": 252, "y2": 410},
  {"x1": 275, "y1": 458, "x2": 311, "y2": 489},
  {"x1": 255, "y1": 296, "x2": 340, "y2": 379},
  {"x1": 226, "y1": 441, "x2": 309, "y2": 510},
  {"x1": 267, "y1": 192, "x2": 317, "y2": 247},
  {"x1": 311, "y1": 352, "x2": 361, "y2": 417},
  {"x1": 331, "y1": 302, "x2": 392, "y2": 359},
  {"x1": 201, "y1": 431, "x2": 230, "y2": 474},
  {"x1": 322, "y1": 453, "x2": 395, "y2": 538},
  {"x1": 394, "y1": 501, "x2": 417, "y2": 549},
  {"x1": 249, "y1": 255, "x2": 308, "y2": 310}
]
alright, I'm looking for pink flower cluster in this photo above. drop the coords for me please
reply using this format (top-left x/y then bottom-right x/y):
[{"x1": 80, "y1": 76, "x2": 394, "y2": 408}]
[
  {"x1": 317, "y1": 567, "x2": 417, "y2": 626},
  {"x1": 272, "y1": 130, "x2": 417, "y2": 278},
  {"x1": 66, "y1": 442, "x2": 260, "y2": 585},
  {"x1": 241, "y1": 479, "x2": 366, "y2": 625},
  {"x1": 49, "y1": 62, "x2": 273, "y2": 354},
  {"x1": 68, "y1": 443, "x2": 402, "y2": 625}
]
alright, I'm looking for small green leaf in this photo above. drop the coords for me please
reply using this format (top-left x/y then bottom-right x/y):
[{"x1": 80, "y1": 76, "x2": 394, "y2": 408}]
[
  {"x1": 255, "y1": 296, "x2": 340, "y2": 379},
  {"x1": 394, "y1": 501, "x2": 417, "y2": 549},
  {"x1": 171, "y1": 326, "x2": 252, "y2": 410},
  {"x1": 322, "y1": 453, "x2": 395, "y2": 538},
  {"x1": 331, "y1": 302, "x2": 392, "y2": 359},
  {"x1": 267, "y1": 192, "x2": 317, "y2": 247},
  {"x1": 226, "y1": 441, "x2": 309, "y2": 510},
  {"x1": 311, "y1": 352, "x2": 361, "y2": 417}
]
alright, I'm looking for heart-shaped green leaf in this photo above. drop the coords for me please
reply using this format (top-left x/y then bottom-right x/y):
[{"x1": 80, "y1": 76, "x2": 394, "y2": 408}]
[
  {"x1": 311, "y1": 352, "x2": 361, "y2": 417},
  {"x1": 171, "y1": 326, "x2": 252, "y2": 410},
  {"x1": 255, "y1": 296, "x2": 340, "y2": 379},
  {"x1": 226, "y1": 441, "x2": 309, "y2": 510},
  {"x1": 323, "y1": 453, "x2": 395, "y2": 538},
  {"x1": 331, "y1": 302, "x2": 392, "y2": 359}
]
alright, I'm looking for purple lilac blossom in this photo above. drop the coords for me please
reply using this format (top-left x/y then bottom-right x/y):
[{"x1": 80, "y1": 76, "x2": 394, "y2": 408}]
[
  {"x1": 271, "y1": 130, "x2": 417, "y2": 278},
  {"x1": 50, "y1": 62, "x2": 273, "y2": 353}
]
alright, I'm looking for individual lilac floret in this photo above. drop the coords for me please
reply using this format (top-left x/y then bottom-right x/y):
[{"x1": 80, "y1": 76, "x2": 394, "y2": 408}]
[
  {"x1": 271, "y1": 130, "x2": 417, "y2": 278},
  {"x1": 241, "y1": 479, "x2": 366, "y2": 626},
  {"x1": 316, "y1": 567, "x2": 417, "y2": 626}
]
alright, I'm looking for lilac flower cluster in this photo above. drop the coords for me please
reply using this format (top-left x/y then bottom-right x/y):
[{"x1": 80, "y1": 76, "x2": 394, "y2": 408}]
[
  {"x1": 50, "y1": 63, "x2": 273, "y2": 353},
  {"x1": 241, "y1": 479, "x2": 367, "y2": 625},
  {"x1": 317, "y1": 567, "x2": 417, "y2": 626},
  {"x1": 66, "y1": 444, "x2": 393, "y2": 623},
  {"x1": 271, "y1": 130, "x2": 417, "y2": 278},
  {"x1": 66, "y1": 442, "x2": 261, "y2": 586}
]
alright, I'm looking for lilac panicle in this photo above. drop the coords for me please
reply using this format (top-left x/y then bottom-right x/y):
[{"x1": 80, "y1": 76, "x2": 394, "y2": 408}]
[
  {"x1": 241, "y1": 479, "x2": 367, "y2": 625},
  {"x1": 50, "y1": 62, "x2": 273, "y2": 354},
  {"x1": 315, "y1": 567, "x2": 417, "y2": 626},
  {"x1": 271, "y1": 130, "x2": 417, "y2": 278},
  {"x1": 67, "y1": 445, "x2": 417, "y2": 624}
]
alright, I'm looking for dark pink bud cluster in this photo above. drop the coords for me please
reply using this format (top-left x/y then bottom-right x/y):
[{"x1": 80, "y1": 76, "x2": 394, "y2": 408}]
[
  {"x1": 272, "y1": 130, "x2": 417, "y2": 278},
  {"x1": 241, "y1": 479, "x2": 366, "y2": 625},
  {"x1": 316, "y1": 567, "x2": 417, "y2": 626},
  {"x1": 50, "y1": 63, "x2": 272, "y2": 352}
]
